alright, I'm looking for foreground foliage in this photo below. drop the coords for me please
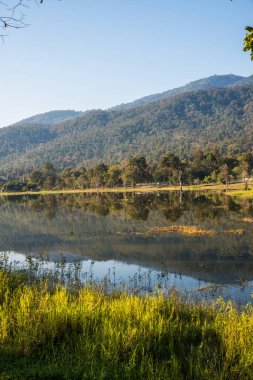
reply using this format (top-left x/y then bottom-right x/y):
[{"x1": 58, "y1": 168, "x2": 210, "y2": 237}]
[{"x1": 0, "y1": 270, "x2": 253, "y2": 379}]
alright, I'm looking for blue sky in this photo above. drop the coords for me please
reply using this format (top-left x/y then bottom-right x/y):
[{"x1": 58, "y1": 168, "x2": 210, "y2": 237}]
[{"x1": 1, "y1": 0, "x2": 253, "y2": 126}]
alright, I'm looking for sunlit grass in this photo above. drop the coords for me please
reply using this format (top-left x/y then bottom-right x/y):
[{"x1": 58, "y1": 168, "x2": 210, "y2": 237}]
[
  {"x1": 0, "y1": 269, "x2": 253, "y2": 379},
  {"x1": 221, "y1": 229, "x2": 244, "y2": 235},
  {"x1": 149, "y1": 226, "x2": 216, "y2": 236},
  {"x1": 149, "y1": 226, "x2": 244, "y2": 236},
  {"x1": 241, "y1": 217, "x2": 253, "y2": 223},
  {"x1": 227, "y1": 189, "x2": 253, "y2": 199},
  {"x1": 0, "y1": 181, "x2": 247, "y2": 197}
]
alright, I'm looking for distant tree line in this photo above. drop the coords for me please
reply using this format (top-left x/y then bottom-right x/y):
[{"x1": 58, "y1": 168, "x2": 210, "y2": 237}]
[{"x1": 1, "y1": 150, "x2": 253, "y2": 193}]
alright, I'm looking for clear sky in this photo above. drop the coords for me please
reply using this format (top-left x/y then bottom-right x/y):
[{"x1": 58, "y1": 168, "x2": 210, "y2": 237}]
[{"x1": 1, "y1": 0, "x2": 253, "y2": 126}]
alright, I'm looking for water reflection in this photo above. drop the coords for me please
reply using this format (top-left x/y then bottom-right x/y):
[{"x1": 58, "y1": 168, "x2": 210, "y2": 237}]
[{"x1": 0, "y1": 191, "x2": 253, "y2": 302}]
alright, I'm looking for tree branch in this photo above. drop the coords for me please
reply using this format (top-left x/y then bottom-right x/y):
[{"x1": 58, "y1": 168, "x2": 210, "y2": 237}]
[{"x1": 0, "y1": 0, "x2": 43, "y2": 39}]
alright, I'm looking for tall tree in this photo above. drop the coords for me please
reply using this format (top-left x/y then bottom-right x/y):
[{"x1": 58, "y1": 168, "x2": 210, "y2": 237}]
[
  {"x1": 156, "y1": 153, "x2": 186, "y2": 190},
  {"x1": 239, "y1": 153, "x2": 252, "y2": 190},
  {"x1": 220, "y1": 163, "x2": 230, "y2": 191},
  {"x1": 121, "y1": 157, "x2": 151, "y2": 187},
  {"x1": 88, "y1": 163, "x2": 108, "y2": 188},
  {"x1": 41, "y1": 162, "x2": 56, "y2": 189},
  {"x1": 106, "y1": 165, "x2": 123, "y2": 188}
]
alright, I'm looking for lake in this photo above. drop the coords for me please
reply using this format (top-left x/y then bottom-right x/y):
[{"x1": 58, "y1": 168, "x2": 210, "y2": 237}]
[{"x1": 0, "y1": 191, "x2": 253, "y2": 304}]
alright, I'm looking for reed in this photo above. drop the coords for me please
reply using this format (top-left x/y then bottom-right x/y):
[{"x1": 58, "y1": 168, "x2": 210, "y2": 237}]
[{"x1": 0, "y1": 269, "x2": 253, "y2": 379}]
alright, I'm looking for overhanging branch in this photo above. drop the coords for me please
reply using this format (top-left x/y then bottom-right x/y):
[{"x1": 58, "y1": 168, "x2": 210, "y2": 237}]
[{"x1": 0, "y1": 0, "x2": 43, "y2": 38}]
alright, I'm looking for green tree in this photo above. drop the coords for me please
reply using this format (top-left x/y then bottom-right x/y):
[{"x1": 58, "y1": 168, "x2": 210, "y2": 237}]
[
  {"x1": 42, "y1": 162, "x2": 57, "y2": 189},
  {"x1": 76, "y1": 169, "x2": 89, "y2": 189},
  {"x1": 88, "y1": 163, "x2": 108, "y2": 188},
  {"x1": 204, "y1": 151, "x2": 220, "y2": 173},
  {"x1": 29, "y1": 170, "x2": 43, "y2": 187},
  {"x1": 156, "y1": 153, "x2": 186, "y2": 189},
  {"x1": 239, "y1": 154, "x2": 252, "y2": 190},
  {"x1": 60, "y1": 168, "x2": 74, "y2": 189},
  {"x1": 121, "y1": 157, "x2": 151, "y2": 187},
  {"x1": 219, "y1": 163, "x2": 230, "y2": 190},
  {"x1": 243, "y1": 26, "x2": 253, "y2": 60},
  {"x1": 106, "y1": 165, "x2": 123, "y2": 188}
]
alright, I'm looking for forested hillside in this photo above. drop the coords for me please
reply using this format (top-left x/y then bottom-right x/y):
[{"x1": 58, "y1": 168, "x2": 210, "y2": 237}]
[{"x1": 1, "y1": 83, "x2": 253, "y2": 176}]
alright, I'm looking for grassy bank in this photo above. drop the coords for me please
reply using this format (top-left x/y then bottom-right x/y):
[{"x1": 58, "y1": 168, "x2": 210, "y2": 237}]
[
  {"x1": 0, "y1": 181, "x2": 247, "y2": 197},
  {"x1": 226, "y1": 189, "x2": 253, "y2": 199},
  {"x1": 0, "y1": 270, "x2": 253, "y2": 379}
]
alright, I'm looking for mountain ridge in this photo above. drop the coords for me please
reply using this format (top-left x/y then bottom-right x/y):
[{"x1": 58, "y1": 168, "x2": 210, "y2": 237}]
[
  {"x1": 109, "y1": 74, "x2": 245, "y2": 111},
  {"x1": 11, "y1": 73, "x2": 250, "y2": 128},
  {"x1": 12, "y1": 110, "x2": 84, "y2": 127},
  {"x1": 1, "y1": 80, "x2": 253, "y2": 175}
]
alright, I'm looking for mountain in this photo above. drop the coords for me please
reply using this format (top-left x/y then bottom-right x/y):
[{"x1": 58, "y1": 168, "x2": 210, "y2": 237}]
[
  {"x1": 110, "y1": 74, "x2": 245, "y2": 111},
  {"x1": 232, "y1": 74, "x2": 253, "y2": 87},
  {"x1": 1, "y1": 81, "x2": 253, "y2": 176},
  {"x1": 13, "y1": 110, "x2": 84, "y2": 126},
  {"x1": 13, "y1": 75, "x2": 244, "y2": 128}
]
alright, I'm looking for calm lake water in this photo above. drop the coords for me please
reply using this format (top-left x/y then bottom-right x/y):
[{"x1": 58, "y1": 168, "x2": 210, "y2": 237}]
[{"x1": 0, "y1": 191, "x2": 253, "y2": 304}]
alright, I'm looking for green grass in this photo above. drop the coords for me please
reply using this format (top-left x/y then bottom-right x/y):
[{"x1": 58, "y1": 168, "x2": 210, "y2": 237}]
[
  {"x1": 0, "y1": 181, "x2": 247, "y2": 197},
  {"x1": 0, "y1": 270, "x2": 253, "y2": 379},
  {"x1": 226, "y1": 189, "x2": 253, "y2": 199}
]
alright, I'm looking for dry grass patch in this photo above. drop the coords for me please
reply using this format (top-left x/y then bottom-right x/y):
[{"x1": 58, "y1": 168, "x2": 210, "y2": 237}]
[
  {"x1": 116, "y1": 232, "x2": 148, "y2": 236},
  {"x1": 149, "y1": 226, "x2": 245, "y2": 237},
  {"x1": 149, "y1": 225, "x2": 216, "y2": 236},
  {"x1": 221, "y1": 229, "x2": 244, "y2": 235},
  {"x1": 210, "y1": 205, "x2": 228, "y2": 209},
  {"x1": 241, "y1": 218, "x2": 253, "y2": 223}
]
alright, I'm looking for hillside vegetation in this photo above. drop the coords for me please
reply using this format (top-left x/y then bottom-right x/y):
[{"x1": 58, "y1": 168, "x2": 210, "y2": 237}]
[{"x1": 1, "y1": 76, "x2": 253, "y2": 175}]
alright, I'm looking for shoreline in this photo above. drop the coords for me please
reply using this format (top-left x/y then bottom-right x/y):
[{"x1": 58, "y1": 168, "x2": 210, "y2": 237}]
[{"x1": 0, "y1": 181, "x2": 250, "y2": 197}]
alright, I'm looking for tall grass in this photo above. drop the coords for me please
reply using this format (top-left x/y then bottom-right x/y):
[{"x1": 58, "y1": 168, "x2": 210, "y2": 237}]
[{"x1": 0, "y1": 269, "x2": 253, "y2": 379}]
